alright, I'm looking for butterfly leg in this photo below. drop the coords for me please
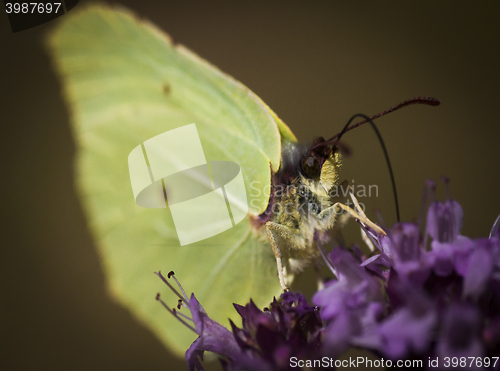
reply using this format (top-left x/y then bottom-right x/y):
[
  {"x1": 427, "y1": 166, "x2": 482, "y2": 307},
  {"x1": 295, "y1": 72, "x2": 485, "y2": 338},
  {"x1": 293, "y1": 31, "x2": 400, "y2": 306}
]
[
  {"x1": 266, "y1": 222, "x2": 288, "y2": 290},
  {"x1": 266, "y1": 221, "x2": 305, "y2": 291},
  {"x1": 333, "y1": 202, "x2": 386, "y2": 236},
  {"x1": 348, "y1": 191, "x2": 379, "y2": 249},
  {"x1": 317, "y1": 202, "x2": 386, "y2": 237}
]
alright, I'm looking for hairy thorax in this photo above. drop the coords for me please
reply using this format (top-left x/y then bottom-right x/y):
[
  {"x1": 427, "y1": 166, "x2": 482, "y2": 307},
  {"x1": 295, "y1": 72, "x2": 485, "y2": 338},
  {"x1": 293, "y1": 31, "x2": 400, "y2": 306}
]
[{"x1": 252, "y1": 138, "x2": 343, "y2": 274}]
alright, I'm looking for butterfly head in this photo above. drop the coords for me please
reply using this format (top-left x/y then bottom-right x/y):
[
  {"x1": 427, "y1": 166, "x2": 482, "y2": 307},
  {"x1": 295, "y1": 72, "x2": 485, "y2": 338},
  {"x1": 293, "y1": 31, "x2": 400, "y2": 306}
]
[
  {"x1": 276, "y1": 138, "x2": 341, "y2": 205},
  {"x1": 298, "y1": 137, "x2": 341, "y2": 198}
]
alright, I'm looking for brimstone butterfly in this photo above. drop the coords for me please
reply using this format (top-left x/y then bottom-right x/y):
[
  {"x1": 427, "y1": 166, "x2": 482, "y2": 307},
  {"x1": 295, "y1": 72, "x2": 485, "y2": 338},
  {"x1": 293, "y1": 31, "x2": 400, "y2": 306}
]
[{"x1": 48, "y1": 4, "x2": 437, "y2": 358}]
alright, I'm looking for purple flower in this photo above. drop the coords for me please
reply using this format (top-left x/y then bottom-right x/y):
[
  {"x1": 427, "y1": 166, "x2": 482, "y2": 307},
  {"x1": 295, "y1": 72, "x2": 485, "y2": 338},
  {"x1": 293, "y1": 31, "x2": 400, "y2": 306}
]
[
  {"x1": 424, "y1": 185, "x2": 470, "y2": 276},
  {"x1": 361, "y1": 221, "x2": 431, "y2": 285},
  {"x1": 462, "y1": 239, "x2": 496, "y2": 301},
  {"x1": 426, "y1": 240, "x2": 456, "y2": 276},
  {"x1": 227, "y1": 294, "x2": 322, "y2": 371},
  {"x1": 436, "y1": 303, "x2": 484, "y2": 359},
  {"x1": 156, "y1": 179, "x2": 500, "y2": 370},
  {"x1": 446, "y1": 237, "x2": 475, "y2": 276},
  {"x1": 426, "y1": 199, "x2": 463, "y2": 243},
  {"x1": 156, "y1": 271, "x2": 323, "y2": 371},
  {"x1": 390, "y1": 223, "x2": 422, "y2": 262},
  {"x1": 185, "y1": 294, "x2": 242, "y2": 371},
  {"x1": 424, "y1": 195, "x2": 473, "y2": 279},
  {"x1": 312, "y1": 248, "x2": 383, "y2": 355},
  {"x1": 388, "y1": 223, "x2": 430, "y2": 285},
  {"x1": 155, "y1": 271, "x2": 240, "y2": 371},
  {"x1": 377, "y1": 272, "x2": 437, "y2": 359}
]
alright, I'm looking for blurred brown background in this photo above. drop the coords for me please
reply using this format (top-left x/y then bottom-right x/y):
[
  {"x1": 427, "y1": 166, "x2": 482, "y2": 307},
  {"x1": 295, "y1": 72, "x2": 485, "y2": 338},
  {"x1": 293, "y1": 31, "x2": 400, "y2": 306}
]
[{"x1": 1, "y1": 1, "x2": 499, "y2": 370}]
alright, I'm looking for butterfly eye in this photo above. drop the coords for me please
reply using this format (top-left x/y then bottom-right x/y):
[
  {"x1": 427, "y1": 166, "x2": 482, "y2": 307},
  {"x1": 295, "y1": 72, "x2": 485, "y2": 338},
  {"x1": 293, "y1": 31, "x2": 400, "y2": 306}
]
[{"x1": 301, "y1": 156, "x2": 321, "y2": 178}]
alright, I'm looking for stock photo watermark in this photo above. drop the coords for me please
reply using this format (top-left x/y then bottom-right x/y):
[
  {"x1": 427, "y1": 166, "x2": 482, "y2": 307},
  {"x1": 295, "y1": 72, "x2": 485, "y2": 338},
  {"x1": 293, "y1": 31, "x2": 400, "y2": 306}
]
[
  {"x1": 289, "y1": 356, "x2": 499, "y2": 369},
  {"x1": 128, "y1": 123, "x2": 248, "y2": 246},
  {"x1": 249, "y1": 180, "x2": 379, "y2": 217}
]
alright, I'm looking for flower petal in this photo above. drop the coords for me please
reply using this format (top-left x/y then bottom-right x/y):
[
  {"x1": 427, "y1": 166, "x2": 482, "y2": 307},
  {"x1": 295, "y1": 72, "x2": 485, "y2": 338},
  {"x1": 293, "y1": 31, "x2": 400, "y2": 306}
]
[
  {"x1": 426, "y1": 200, "x2": 463, "y2": 243},
  {"x1": 462, "y1": 240, "x2": 494, "y2": 300}
]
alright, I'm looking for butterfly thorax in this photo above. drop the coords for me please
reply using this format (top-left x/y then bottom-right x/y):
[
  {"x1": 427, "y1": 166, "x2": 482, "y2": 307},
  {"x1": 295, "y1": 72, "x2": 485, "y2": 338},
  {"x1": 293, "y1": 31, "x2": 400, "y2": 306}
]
[{"x1": 253, "y1": 138, "x2": 342, "y2": 272}]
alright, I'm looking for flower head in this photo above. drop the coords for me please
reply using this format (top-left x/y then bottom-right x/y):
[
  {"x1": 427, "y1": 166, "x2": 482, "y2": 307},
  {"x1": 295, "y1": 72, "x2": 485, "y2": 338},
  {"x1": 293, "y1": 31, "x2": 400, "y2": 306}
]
[
  {"x1": 229, "y1": 293, "x2": 322, "y2": 370},
  {"x1": 155, "y1": 271, "x2": 239, "y2": 371},
  {"x1": 426, "y1": 199, "x2": 463, "y2": 243},
  {"x1": 377, "y1": 271, "x2": 437, "y2": 358},
  {"x1": 312, "y1": 247, "x2": 384, "y2": 355},
  {"x1": 156, "y1": 272, "x2": 323, "y2": 371},
  {"x1": 157, "y1": 180, "x2": 500, "y2": 370},
  {"x1": 437, "y1": 303, "x2": 484, "y2": 358}
]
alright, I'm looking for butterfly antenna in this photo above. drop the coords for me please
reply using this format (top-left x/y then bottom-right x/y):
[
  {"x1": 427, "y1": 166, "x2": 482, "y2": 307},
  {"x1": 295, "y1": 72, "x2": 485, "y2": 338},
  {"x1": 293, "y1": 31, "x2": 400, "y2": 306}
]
[
  {"x1": 315, "y1": 97, "x2": 440, "y2": 223},
  {"x1": 323, "y1": 97, "x2": 440, "y2": 145}
]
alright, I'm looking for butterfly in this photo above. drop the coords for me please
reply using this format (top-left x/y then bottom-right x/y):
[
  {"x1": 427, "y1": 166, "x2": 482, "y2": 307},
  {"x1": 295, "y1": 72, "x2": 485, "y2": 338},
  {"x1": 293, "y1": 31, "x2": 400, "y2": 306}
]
[{"x1": 47, "y1": 5, "x2": 438, "y2": 357}]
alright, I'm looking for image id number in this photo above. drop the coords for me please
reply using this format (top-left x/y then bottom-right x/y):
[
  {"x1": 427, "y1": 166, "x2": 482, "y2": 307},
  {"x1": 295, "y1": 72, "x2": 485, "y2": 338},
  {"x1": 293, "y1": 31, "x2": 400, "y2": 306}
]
[
  {"x1": 5, "y1": 3, "x2": 62, "y2": 14},
  {"x1": 443, "y1": 356, "x2": 499, "y2": 368}
]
